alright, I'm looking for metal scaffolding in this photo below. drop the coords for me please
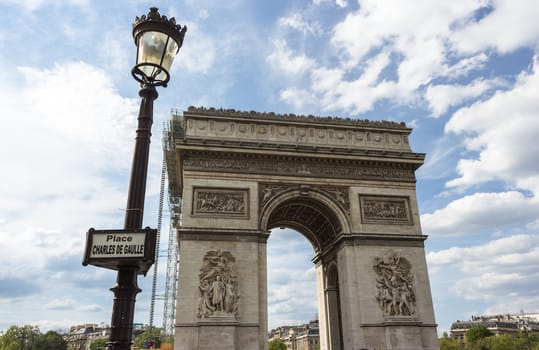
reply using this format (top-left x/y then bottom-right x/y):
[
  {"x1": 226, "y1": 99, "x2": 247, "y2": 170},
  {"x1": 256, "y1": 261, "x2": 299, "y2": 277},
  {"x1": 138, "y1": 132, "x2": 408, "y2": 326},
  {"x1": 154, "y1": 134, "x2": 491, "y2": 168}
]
[
  {"x1": 148, "y1": 155, "x2": 166, "y2": 334},
  {"x1": 146, "y1": 114, "x2": 182, "y2": 342},
  {"x1": 161, "y1": 117, "x2": 182, "y2": 340}
]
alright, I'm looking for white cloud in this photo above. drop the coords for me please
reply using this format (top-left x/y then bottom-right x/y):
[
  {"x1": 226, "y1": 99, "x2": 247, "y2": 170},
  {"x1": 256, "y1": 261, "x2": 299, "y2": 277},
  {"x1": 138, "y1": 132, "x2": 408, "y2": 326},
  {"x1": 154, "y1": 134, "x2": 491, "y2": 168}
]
[
  {"x1": 309, "y1": 51, "x2": 396, "y2": 113},
  {"x1": 16, "y1": 62, "x2": 136, "y2": 161},
  {"x1": 396, "y1": 37, "x2": 446, "y2": 91},
  {"x1": 280, "y1": 88, "x2": 317, "y2": 111},
  {"x1": 77, "y1": 304, "x2": 104, "y2": 312},
  {"x1": 174, "y1": 22, "x2": 216, "y2": 74},
  {"x1": 312, "y1": 0, "x2": 347, "y2": 7},
  {"x1": 268, "y1": 268, "x2": 317, "y2": 314},
  {"x1": 97, "y1": 30, "x2": 131, "y2": 78},
  {"x1": 310, "y1": 67, "x2": 344, "y2": 93},
  {"x1": 428, "y1": 234, "x2": 537, "y2": 269},
  {"x1": 427, "y1": 234, "x2": 539, "y2": 311},
  {"x1": 273, "y1": 1, "x2": 489, "y2": 113},
  {"x1": 425, "y1": 77, "x2": 507, "y2": 117},
  {"x1": 330, "y1": 1, "x2": 476, "y2": 69},
  {"x1": 45, "y1": 299, "x2": 77, "y2": 310},
  {"x1": 442, "y1": 53, "x2": 489, "y2": 78},
  {"x1": 451, "y1": 0, "x2": 539, "y2": 54},
  {"x1": 0, "y1": 61, "x2": 138, "y2": 307},
  {"x1": 278, "y1": 13, "x2": 322, "y2": 36},
  {"x1": 421, "y1": 191, "x2": 539, "y2": 236},
  {"x1": 267, "y1": 40, "x2": 315, "y2": 76},
  {"x1": 445, "y1": 58, "x2": 539, "y2": 193},
  {"x1": 275, "y1": 0, "x2": 539, "y2": 115}
]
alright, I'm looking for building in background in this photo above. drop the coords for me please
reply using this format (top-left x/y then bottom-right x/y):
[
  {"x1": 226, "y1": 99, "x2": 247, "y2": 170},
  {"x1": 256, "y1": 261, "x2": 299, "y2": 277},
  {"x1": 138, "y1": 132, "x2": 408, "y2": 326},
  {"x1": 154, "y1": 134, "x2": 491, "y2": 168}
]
[
  {"x1": 64, "y1": 324, "x2": 109, "y2": 350},
  {"x1": 269, "y1": 320, "x2": 320, "y2": 350},
  {"x1": 64, "y1": 323, "x2": 148, "y2": 350},
  {"x1": 450, "y1": 313, "x2": 539, "y2": 343}
]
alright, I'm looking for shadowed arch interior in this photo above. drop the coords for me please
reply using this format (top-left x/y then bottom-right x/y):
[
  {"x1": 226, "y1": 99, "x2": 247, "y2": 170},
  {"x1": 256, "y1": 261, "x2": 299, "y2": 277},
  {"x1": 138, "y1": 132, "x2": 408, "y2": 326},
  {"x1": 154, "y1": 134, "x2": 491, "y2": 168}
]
[{"x1": 266, "y1": 198, "x2": 342, "y2": 253}]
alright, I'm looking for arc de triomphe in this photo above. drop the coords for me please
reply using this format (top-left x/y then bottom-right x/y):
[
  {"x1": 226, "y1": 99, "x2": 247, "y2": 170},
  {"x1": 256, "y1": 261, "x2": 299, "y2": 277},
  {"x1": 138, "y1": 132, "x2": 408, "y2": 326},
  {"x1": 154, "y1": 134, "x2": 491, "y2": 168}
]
[{"x1": 165, "y1": 107, "x2": 438, "y2": 350}]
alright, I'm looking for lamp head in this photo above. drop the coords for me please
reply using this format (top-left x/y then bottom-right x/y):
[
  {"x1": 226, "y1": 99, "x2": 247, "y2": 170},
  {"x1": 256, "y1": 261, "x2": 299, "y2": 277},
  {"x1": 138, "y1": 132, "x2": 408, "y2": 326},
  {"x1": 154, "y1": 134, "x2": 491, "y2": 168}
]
[{"x1": 132, "y1": 7, "x2": 187, "y2": 87}]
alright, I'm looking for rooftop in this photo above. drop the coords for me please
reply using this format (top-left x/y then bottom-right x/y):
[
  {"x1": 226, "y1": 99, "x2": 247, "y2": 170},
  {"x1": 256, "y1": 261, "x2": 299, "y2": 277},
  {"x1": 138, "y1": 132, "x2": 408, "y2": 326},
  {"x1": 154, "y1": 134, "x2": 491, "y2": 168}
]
[{"x1": 182, "y1": 106, "x2": 409, "y2": 130}]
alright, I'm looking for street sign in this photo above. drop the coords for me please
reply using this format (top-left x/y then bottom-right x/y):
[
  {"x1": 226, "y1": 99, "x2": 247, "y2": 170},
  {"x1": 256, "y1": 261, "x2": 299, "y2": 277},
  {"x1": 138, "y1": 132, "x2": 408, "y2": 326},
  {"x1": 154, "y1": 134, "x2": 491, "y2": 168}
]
[{"x1": 82, "y1": 227, "x2": 157, "y2": 275}]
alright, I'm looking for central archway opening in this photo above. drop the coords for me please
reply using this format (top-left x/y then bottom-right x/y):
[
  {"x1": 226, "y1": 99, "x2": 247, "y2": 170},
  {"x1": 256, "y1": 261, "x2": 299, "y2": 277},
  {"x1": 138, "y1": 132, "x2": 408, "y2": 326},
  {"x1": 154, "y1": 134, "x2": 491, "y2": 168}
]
[
  {"x1": 263, "y1": 194, "x2": 346, "y2": 350},
  {"x1": 267, "y1": 228, "x2": 318, "y2": 329}
]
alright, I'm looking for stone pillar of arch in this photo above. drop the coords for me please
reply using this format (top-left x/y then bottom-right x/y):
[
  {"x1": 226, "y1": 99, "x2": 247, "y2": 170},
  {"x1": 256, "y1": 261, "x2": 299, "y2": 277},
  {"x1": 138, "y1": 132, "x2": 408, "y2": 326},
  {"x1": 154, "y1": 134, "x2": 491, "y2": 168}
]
[{"x1": 165, "y1": 107, "x2": 439, "y2": 350}]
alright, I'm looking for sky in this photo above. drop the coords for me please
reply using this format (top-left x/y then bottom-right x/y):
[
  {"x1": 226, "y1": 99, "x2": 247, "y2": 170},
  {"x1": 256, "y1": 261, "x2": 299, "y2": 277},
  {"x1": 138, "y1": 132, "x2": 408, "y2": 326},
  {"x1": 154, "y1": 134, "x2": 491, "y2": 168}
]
[{"x1": 0, "y1": 0, "x2": 538, "y2": 338}]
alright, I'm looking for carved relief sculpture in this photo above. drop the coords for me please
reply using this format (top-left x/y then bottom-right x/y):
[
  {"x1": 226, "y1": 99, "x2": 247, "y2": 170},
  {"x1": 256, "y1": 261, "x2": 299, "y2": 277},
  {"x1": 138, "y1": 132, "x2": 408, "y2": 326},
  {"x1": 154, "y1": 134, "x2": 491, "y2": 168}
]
[
  {"x1": 321, "y1": 186, "x2": 350, "y2": 211},
  {"x1": 360, "y1": 195, "x2": 412, "y2": 224},
  {"x1": 373, "y1": 252, "x2": 416, "y2": 317},
  {"x1": 260, "y1": 184, "x2": 287, "y2": 206},
  {"x1": 193, "y1": 188, "x2": 248, "y2": 217},
  {"x1": 197, "y1": 250, "x2": 239, "y2": 318}
]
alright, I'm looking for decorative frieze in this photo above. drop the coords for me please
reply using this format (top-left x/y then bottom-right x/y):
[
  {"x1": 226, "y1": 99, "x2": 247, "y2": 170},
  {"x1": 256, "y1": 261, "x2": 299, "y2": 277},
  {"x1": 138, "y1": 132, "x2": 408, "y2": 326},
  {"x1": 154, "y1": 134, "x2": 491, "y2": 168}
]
[
  {"x1": 181, "y1": 107, "x2": 412, "y2": 151},
  {"x1": 193, "y1": 187, "x2": 249, "y2": 218},
  {"x1": 197, "y1": 250, "x2": 239, "y2": 318},
  {"x1": 359, "y1": 195, "x2": 412, "y2": 224},
  {"x1": 184, "y1": 153, "x2": 416, "y2": 182},
  {"x1": 373, "y1": 252, "x2": 416, "y2": 317}
]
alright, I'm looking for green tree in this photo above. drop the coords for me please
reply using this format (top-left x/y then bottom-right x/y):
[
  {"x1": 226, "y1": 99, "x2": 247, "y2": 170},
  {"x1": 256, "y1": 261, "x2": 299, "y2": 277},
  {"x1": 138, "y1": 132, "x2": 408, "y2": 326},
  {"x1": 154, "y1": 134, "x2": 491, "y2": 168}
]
[
  {"x1": 439, "y1": 332, "x2": 463, "y2": 350},
  {"x1": 465, "y1": 326, "x2": 493, "y2": 343},
  {"x1": 516, "y1": 332, "x2": 539, "y2": 350},
  {"x1": 482, "y1": 334, "x2": 517, "y2": 350},
  {"x1": 89, "y1": 337, "x2": 109, "y2": 350},
  {"x1": 133, "y1": 329, "x2": 161, "y2": 349},
  {"x1": 34, "y1": 330, "x2": 67, "y2": 350},
  {"x1": 268, "y1": 338, "x2": 287, "y2": 350},
  {"x1": 0, "y1": 325, "x2": 41, "y2": 350}
]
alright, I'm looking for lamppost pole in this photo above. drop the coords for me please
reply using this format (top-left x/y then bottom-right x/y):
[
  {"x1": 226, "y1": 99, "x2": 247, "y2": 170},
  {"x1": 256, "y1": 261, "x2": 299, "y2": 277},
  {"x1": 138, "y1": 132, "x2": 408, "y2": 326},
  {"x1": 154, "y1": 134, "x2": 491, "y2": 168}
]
[
  {"x1": 124, "y1": 84, "x2": 158, "y2": 231},
  {"x1": 106, "y1": 8, "x2": 186, "y2": 350},
  {"x1": 108, "y1": 84, "x2": 158, "y2": 350}
]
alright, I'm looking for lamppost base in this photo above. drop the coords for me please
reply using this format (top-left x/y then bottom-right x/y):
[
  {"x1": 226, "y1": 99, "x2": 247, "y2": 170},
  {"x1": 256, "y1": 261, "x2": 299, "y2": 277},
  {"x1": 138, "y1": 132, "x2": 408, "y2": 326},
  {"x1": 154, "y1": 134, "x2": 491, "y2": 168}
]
[{"x1": 108, "y1": 266, "x2": 142, "y2": 350}]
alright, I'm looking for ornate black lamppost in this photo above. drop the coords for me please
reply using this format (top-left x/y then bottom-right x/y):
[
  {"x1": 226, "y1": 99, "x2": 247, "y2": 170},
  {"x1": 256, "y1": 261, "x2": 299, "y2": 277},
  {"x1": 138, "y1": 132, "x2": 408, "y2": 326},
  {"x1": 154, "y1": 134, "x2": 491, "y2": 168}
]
[{"x1": 108, "y1": 8, "x2": 186, "y2": 350}]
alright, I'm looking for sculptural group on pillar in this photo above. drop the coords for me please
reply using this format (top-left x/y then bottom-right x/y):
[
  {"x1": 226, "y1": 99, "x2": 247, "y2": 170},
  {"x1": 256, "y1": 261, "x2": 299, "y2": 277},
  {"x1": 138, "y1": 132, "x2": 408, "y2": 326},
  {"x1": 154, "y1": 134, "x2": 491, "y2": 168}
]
[
  {"x1": 373, "y1": 252, "x2": 416, "y2": 317},
  {"x1": 197, "y1": 250, "x2": 239, "y2": 318}
]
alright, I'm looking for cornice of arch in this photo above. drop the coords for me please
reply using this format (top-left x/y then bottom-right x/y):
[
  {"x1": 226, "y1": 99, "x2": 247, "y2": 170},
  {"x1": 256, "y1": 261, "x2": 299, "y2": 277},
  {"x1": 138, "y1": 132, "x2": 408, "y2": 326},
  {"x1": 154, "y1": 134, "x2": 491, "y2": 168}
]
[
  {"x1": 175, "y1": 137, "x2": 425, "y2": 164},
  {"x1": 179, "y1": 149, "x2": 420, "y2": 183}
]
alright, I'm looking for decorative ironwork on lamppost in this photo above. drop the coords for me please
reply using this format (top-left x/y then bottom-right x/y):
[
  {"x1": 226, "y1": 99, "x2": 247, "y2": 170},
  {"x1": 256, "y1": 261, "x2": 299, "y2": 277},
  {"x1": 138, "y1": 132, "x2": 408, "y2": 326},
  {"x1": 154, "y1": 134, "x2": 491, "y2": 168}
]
[{"x1": 82, "y1": 7, "x2": 186, "y2": 350}]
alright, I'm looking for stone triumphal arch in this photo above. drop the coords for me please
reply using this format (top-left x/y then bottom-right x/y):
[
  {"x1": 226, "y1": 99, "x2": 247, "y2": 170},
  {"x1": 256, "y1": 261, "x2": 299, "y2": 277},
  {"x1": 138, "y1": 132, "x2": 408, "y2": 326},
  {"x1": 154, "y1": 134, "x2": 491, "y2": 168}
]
[{"x1": 165, "y1": 107, "x2": 438, "y2": 350}]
